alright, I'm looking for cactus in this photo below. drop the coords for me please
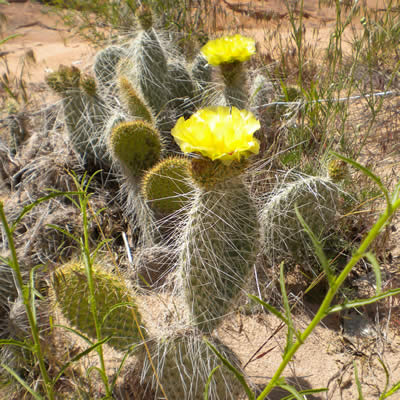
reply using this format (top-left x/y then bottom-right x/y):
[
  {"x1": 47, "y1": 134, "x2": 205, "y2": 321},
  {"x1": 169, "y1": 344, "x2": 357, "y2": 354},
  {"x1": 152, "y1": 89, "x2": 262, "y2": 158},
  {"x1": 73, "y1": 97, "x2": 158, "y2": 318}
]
[
  {"x1": 93, "y1": 45, "x2": 127, "y2": 92},
  {"x1": 52, "y1": 262, "x2": 145, "y2": 351},
  {"x1": 122, "y1": 7, "x2": 169, "y2": 116},
  {"x1": 328, "y1": 159, "x2": 348, "y2": 182},
  {"x1": 46, "y1": 65, "x2": 111, "y2": 170},
  {"x1": 131, "y1": 245, "x2": 177, "y2": 288},
  {"x1": 108, "y1": 119, "x2": 164, "y2": 247},
  {"x1": 108, "y1": 120, "x2": 162, "y2": 181},
  {"x1": 79, "y1": 73, "x2": 97, "y2": 97},
  {"x1": 249, "y1": 73, "x2": 275, "y2": 151},
  {"x1": 200, "y1": 35, "x2": 256, "y2": 109},
  {"x1": 191, "y1": 53, "x2": 213, "y2": 95},
  {"x1": 45, "y1": 64, "x2": 81, "y2": 94},
  {"x1": 260, "y1": 175, "x2": 339, "y2": 267},
  {"x1": 117, "y1": 76, "x2": 155, "y2": 125},
  {"x1": 141, "y1": 157, "x2": 192, "y2": 216},
  {"x1": 141, "y1": 332, "x2": 243, "y2": 400},
  {"x1": 171, "y1": 106, "x2": 261, "y2": 333},
  {"x1": 166, "y1": 61, "x2": 196, "y2": 117},
  {"x1": 180, "y1": 162, "x2": 259, "y2": 333},
  {"x1": 220, "y1": 61, "x2": 249, "y2": 109}
]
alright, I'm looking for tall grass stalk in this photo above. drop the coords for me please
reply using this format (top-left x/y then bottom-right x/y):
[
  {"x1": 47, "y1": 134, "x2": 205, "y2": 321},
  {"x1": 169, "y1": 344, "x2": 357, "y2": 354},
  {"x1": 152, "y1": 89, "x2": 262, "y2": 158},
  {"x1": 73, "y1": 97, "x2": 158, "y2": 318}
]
[{"x1": 66, "y1": 171, "x2": 112, "y2": 396}]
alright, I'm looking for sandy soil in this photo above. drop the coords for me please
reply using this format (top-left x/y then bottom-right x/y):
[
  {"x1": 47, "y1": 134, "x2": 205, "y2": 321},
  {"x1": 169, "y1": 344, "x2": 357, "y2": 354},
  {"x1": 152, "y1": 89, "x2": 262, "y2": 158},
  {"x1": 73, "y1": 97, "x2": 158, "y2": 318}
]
[
  {"x1": 0, "y1": 2, "x2": 93, "y2": 83},
  {"x1": 0, "y1": 1, "x2": 399, "y2": 400}
]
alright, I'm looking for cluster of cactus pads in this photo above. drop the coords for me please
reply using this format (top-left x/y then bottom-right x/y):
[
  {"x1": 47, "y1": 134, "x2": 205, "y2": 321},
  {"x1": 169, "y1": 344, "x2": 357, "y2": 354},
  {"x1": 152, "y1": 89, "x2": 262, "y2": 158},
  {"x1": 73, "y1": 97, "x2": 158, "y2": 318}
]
[{"x1": 39, "y1": 5, "x2": 345, "y2": 399}]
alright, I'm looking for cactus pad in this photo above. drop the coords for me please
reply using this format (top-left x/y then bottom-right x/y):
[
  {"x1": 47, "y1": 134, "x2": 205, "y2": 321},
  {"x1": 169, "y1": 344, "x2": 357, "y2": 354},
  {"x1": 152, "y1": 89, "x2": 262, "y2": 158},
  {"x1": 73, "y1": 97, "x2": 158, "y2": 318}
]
[
  {"x1": 118, "y1": 76, "x2": 155, "y2": 124},
  {"x1": 180, "y1": 177, "x2": 259, "y2": 333},
  {"x1": 109, "y1": 121, "x2": 161, "y2": 178},
  {"x1": 261, "y1": 176, "x2": 339, "y2": 266},
  {"x1": 142, "y1": 332, "x2": 243, "y2": 400},
  {"x1": 142, "y1": 157, "x2": 192, "y2": 215},
  {"x1": 53, "y1": 262, "x2": 145, "y2": 351},
  {"x1": 93, "y1": 45, "x2": 126, "y2": 90}
]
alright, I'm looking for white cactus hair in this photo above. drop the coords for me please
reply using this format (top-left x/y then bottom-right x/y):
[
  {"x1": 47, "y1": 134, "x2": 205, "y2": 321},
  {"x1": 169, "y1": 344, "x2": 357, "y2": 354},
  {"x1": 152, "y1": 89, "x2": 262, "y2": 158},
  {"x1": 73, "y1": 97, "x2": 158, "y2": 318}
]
[
  {"x1": 260, "y1": 172, "x2": 341, "y2": 269},
  {"x1": 139, "y1": 331, "x2": 243, "y2": 400}
]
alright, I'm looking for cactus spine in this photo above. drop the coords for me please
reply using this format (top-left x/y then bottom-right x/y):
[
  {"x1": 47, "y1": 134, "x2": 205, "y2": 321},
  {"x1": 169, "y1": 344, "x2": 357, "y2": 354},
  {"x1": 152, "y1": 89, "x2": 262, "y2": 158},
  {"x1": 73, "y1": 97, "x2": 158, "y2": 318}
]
[{"x1": 124, "y1": 6, "x2": 169, "y2": 116}]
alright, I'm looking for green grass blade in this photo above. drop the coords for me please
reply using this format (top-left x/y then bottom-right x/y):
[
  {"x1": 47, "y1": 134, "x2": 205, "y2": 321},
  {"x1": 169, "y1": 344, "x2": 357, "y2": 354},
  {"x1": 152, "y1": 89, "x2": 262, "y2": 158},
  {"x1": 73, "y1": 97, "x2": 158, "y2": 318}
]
[
  {"x1": 280, "y1": 262, "x2": 295, "y2": 356},
  {"x1": 278, "y1": 383, "x2": 306, "y2": 400},
  {"x1": 101, "y1": 302, "x2": 135, "y2": 325},
  {"x1": 29, "y1": 264, "x2": 43, "y2": 323},
  {"x1": 87, "y1": 365, "x2": 109, "y2": 388},
  {"x1": 328, "y1": 288, "x2": 400, "y2": 313},
  {"x1": 53, "y1": 336, "x2": 111, "y2": 385},
  {"x1": 377, "y1": 357, "x2": 390, "y2": 397},
  {"x1": 46, "y1": 224, "x2": 80, "y2": 244},
  {"x1": 295, "y1": 204, "x2": 334, "y2": 286},
  {"x1": 54, "y1": 324, "x2": 94, "y2": 346},
  {"x1": 353, "y1": 361, "x2": 364, "y2": 399},
  {"x1": 280, "y1": 387, "x2": 328, "y2": 400},
  {"x1": 0, "y1": 364, "x2": 44, "y2": 400},
  {"x1": 204, "y1": 338, "x2": 255, "y2": 400},
  {"x1": 11, "y1": 191, "x2": 82, "y2": 232},
  {"x1": 330, "y1": 151, "x2": 390, "y2": 206},
  {"x1": 381, "y1": 380, "x2": 400, "y2": 399},
  {"x1": 204, "y1": 366, "x2": 220, "y2": 400},
  {"x1": 0, "y1": 33, "x2": 21, "y2": 46},
  {"x1": 365, "y1": 252, "x2": 382, "y2": 295},
  {"x1": 110, "y1": 347, "x2": 136, "y2": 391},
  {"x1": 0, "y1": 339, "x2": 32, "y2": 351},
  {"x1": 248, "y1": 294, "x2": 289, "y2": 325}
]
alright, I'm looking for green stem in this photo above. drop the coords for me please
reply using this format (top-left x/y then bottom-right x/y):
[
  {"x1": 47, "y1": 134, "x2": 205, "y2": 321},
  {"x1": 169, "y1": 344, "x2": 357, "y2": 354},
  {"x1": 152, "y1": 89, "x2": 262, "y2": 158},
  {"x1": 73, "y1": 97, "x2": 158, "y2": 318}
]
[
  {"x1": 0, "y1": 202, "x2": 55, "y2": 400},
  {"x1": 79, "y1": 194, "x2": 111, "y2": 396},
  {"x1": 257, "y1": 200, "x2": 399, "y2": 399}
]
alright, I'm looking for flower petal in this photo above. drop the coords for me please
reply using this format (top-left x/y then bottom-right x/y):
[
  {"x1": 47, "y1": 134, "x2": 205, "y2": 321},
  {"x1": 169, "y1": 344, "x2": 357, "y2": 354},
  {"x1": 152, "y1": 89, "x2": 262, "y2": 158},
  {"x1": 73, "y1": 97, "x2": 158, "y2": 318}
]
[
  {"x1": 201, "y1": 35, "x2": 256, "y2": 66},
  {"x1": 171, "y1": 106, "x2": 260, "y2": 164}
]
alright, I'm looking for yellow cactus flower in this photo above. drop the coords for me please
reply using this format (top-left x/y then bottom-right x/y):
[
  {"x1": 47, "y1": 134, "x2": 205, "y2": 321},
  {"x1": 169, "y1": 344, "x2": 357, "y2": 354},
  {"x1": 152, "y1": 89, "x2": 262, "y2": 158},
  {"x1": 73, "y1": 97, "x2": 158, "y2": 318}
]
[
  {"x1": 171, "y1": 106, "x2": 260, "y2": 164},
  {"x1": 201, "y1": 34, "x2": 256, "y2": 66}
]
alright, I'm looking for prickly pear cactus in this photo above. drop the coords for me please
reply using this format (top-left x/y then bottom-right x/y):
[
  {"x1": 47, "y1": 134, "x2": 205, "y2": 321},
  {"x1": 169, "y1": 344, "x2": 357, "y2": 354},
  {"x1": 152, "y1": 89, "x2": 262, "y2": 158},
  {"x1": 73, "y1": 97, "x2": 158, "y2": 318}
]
[
  {"x1": 141, "y1": 332, "x2": 243, "y2": 400},
  {"x1": 200, "y1": 35, "x2": 256, "y2": 109},
  {"x1": 46, "y1": 65, "x2": 111, "y2": 170},
  {"x1": 93, "y1": 45, "x2": 127, "y2": 92},
  {"x1": 117, "y1": 76, "x2": 155, "y2": 125},
  {"x1": 249, "y1": 73, "x2": 276, "y2": 151},
  {"x1": 122, "y1": 5, "x2": 169, "y2": 116},
  {"x1": 191, "y1": 53, "x2": 213, "y2": 95},
  {"x1": 172, "y1": 106, "x2": 261, "y2": 333},
  {"x1": 53, "y1": 262, "x2": 145, "y2": 351},
  {"x1": 141, "y1": 157, "x2": 192, "y2": 217},
  {"x1": 108, "y1": 120, "x2": 162, "y2": 181},
  {"x1": 166, "y1": 61, "x2": 196, "y2": 117},
  {"x1": 260, "y1": 176, "x2": 339, "y2": 266},
  {"x1": 180, "y1": 171, "x2": 259, "y2": 333}
]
